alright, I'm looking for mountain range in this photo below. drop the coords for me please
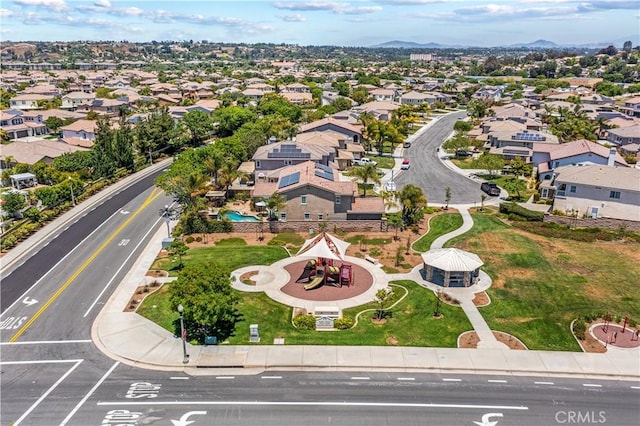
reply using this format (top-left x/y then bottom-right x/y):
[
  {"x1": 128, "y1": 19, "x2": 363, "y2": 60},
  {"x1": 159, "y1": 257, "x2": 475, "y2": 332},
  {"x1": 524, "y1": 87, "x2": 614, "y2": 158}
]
[{"x1": 374, "y1": 37, "x2": 638, "y2": 49}]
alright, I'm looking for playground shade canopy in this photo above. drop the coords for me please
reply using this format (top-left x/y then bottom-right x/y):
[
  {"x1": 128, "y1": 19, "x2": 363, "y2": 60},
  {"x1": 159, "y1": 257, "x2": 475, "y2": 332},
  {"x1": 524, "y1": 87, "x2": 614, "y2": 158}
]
[{"x1": 297, "y1": 232, "x2": 350, "y2": 261}]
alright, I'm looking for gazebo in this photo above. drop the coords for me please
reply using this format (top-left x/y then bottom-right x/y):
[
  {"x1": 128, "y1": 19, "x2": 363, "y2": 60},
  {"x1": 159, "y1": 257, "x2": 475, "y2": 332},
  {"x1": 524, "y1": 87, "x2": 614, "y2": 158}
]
[{"x1": 421, "y1": 248, "x2": 483, "y2": 288}]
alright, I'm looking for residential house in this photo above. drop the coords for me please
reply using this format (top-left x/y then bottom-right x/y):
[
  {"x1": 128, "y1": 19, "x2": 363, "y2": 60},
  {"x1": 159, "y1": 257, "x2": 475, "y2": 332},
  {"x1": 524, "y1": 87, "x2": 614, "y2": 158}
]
[
  {"x1": 0, "y1": 109, "x2": 47, "y2": 139},
  {"x1": 10, "y1": 94, "x2": 53, "y2": 110},
  {"x1": 281, "y1": 91, "x2": 313, "y2": 104},
  {"x1": 400, "y1": 90, "x2": 438, "y2": 106},
  {"x1": 473, "y1": 86, "x2": 503, "y2": 102},
  {"x1": 296, "y1": 130, "x2": 365, "y2": 170},
  {"x1": 352, "y1": 100, "x2": 402, "y2": 121},
  {"x1": 533, "y1": 139, "x2": 628, "y2": 180},
  {"x1": 59, "y1": 119, "x2": 100, "y2": 147},
  {"x1": 620, "y1": 96, "x2": 640, "y2": 118},
  {"x1": 253, "y1": 141, "x2": 335, "y2": 174},
  {"x1": 369, "y1": 88, "x2": 396, "y2": 102},
  {"x1": 283, "y1": 83, "x2": 310, "y2": 93},
  {"x1": 0, "y1": 139, "x2": 87, "y2": 168},
  {"x1": 78, "y1": 98, "x2": 127, "y2": 117},
  {"x1": 298, "y1": 117, "x2": 363, "y2": 144},
  {"x1": 252, "y1": 161, "x2": 384, "y2": 222},
  {"x1": 241, "y1": 88, "x2": 265, "y2": 102},
  {"x1": 607, "y1": 125, "x2": 640, "y2": 146},
  {"x1": 547, "y1": 165, "x2": 640, "y2": 221},
  {"x1": 61, "y1": 91, "x2": 96, "y2": 110},
  {"x1": 486, "y1": 129, "x2": 559, "y2": 162}
]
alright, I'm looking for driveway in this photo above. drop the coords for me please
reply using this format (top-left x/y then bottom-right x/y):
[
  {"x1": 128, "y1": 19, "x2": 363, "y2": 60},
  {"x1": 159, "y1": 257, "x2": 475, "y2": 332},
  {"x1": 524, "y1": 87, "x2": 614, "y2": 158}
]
[{"x1": 395, "y1": 111, "x2": 486, "y2": 205}]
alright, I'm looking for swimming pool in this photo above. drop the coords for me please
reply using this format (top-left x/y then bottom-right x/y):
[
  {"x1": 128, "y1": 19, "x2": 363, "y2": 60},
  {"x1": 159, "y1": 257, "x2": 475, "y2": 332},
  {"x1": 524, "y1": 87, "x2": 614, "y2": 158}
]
[{"x1": 223, "y1": 211, "x2": 260, "y2": 222}]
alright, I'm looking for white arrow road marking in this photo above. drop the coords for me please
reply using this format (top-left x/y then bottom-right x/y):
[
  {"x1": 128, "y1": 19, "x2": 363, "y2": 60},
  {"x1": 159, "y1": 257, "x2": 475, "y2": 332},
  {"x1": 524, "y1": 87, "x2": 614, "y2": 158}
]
[
  {"x1": 473, "y1": 412, "x2": 503, "y2": 426},
  {"x1": 120, "y1": 210, "x2": 130, "y2": 214},
  {"x1": 22, "y1": 297, "x2": 38, "y2": 306},
  {"x1": 171, "y1": 411, "x2": 207, "y2": 426}
]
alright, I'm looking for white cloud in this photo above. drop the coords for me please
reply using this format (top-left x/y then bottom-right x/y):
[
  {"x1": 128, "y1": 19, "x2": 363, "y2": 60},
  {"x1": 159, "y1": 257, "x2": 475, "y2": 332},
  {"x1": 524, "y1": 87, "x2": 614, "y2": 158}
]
[
  {"x1": 13, "y1": 0, "x2": 67, "y2": 12},
  {"x1": 273, "y1": 1, "x2": 382, "y2": 14},
  {"x1": 110, "y1": 7, "x2": 144, "y2": 17},
  {"x1": 280, "y1": 13, "x2": 307, "y2": 22},
  {"x1": 1, "y1": 28, "x2": 15, "y2": 33},
  {"x1": 0, "y1": 8, "x2": 15, "y2": 17},
  {"x1": 94, "y1": 0, "x2": 110, "y2": 7}
]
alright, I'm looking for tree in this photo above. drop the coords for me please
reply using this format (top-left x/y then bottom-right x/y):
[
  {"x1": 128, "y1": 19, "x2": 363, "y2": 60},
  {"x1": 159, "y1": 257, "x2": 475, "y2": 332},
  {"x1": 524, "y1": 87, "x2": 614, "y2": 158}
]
[
  {"x1": 257, "y1": 93, "x2": 302, "y2": 122},
  {"x1": 45, "y1": 116, "x2": 64, "y2": 133},
  {"x1": 398, "y1": 184, "x2": 427, "y2": 226},
  {"x1": 1, "y1": 192, "x2": 26, "y2": 218},
  {"x1": 442, "y1": 134, "x2": 471, "y2": 157},
  {"x1": 453, "y1": 120, "x2": 473, "y2": 133},
  {"x1": 266, "y1": 192, "x2": 287, "y2": 221},
  {"x1": 183, "y1": 110, "x2": 214, "y2": 146},
  {"x1": 168, "y1": 263, "x2": 240, "y2": 342},
  {"x1": 480, "y1": 194, "x2": 487, "y2": 211},
  {"x1": 623, "y1": 40, "x2": 633, "y2": 53},
  {"x1": 112, "y1": 118, "x2": 135, "y2": 171},
  {"x1": 213, "y1": 106, "x2": 257, "y2": 137},
  {"x1": 467, "y1": 99, "x2": 491, "y2": 120},
  {"x1": 477, "y1": 154, "x2": 505, "y2": 176},
  {"x1": 375, "y1": 287, "x2": 394, "y2": 321},
  {"x1": 346, "y1": 163, "x2": 380, "y2": 197},
  {"x1": 444, "y1": 187, "x2": 451, "y2": 210},
  {"x1": 168, "y1": 239, "x2": 188, "y2": 269},
  {"x1": 386, "y1": 213, "x2": 403, "y2": 241},
  {"x1": 91, "y1": 117, "x2": 117, "y2": 178}
]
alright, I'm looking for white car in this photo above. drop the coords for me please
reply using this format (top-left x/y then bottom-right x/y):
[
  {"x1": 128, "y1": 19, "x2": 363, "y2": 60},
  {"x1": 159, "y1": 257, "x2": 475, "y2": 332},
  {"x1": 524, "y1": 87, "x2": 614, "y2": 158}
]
[
  {"x1": 400, "y1": 159, "x2": 410, "y2": 170},
  {"x1": 353, "y1": 157, "x2": 378, "y2": 166}
]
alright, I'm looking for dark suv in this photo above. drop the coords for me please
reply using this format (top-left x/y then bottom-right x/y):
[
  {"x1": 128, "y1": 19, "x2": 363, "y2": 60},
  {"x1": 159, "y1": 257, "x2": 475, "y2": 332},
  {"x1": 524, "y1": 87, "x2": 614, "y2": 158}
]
[{"x1": 481, "y1": 182, "x2": 500, "y2": 196}]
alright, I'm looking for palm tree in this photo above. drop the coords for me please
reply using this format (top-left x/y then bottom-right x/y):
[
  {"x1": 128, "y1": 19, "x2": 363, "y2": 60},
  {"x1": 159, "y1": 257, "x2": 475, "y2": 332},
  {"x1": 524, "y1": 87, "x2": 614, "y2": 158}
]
[
  {"x1": 169, "y1": 172, "x2": 208, "y2": 206},
  {"x1": 347, "y1": 163, "x2": 381, "y2": 197},
  {"x1": 266, "y1": 192, "x2": 286, "y2": 221},
  {"x1": 203, "y1": 152, "x2": 224, "y2": 185},
  {"x1": 217, "y1": 163, "x2": 247, "y2": 193}
]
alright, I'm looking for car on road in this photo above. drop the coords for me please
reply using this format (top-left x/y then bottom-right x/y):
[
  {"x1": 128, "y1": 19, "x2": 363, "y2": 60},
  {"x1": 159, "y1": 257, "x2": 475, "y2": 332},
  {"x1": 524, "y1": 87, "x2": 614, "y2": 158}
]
[
  {"x1": 481, "y1": 182, "x2": 500, "y2": 196},
  {"x1": 400, "y1": 159, "x2": 410, "y2": 170},
  {"x1": 404, "y1": 141, "x2": 411, "y2": 148},
  {"x1": 353, "y1": 157, "x2": 377, "y2": 166}
]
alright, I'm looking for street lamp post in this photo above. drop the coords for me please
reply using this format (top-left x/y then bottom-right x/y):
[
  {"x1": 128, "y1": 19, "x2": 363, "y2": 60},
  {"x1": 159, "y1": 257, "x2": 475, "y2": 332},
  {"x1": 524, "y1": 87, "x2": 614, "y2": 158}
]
[
  {"x1": 177, "y1": 304, "x2": 189, "y2": 364},
  {"x1": 68, "y1": 176, "x2": 76, "y2": 206},
  {"x1": 160, "y1": 204, "x2": 179, "y2": 238}
]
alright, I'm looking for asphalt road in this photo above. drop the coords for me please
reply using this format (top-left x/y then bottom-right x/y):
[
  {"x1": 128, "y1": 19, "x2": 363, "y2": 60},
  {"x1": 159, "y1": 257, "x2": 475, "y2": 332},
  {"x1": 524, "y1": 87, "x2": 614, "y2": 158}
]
[
  {"x1": 0, "y1": 171, "x2": 165, "y2": 311},
  {"x1": 396, "y1": 111, "x2": 487, "y2": 205},
  {"x1": 1, "y1": 366, "x2": 638, "y2": 426}
]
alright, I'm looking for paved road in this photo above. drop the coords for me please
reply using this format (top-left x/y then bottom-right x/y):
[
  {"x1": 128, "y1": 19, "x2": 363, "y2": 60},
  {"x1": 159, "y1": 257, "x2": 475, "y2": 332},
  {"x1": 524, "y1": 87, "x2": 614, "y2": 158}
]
[
  {"x1": 2, "y1": 366, "x2": 638, "y2": 425},
  {"x1": 0, "y1": 171, "x2": 164, "y2": 311},
  {"x1": 396, "y1": 111, "x2": 486, "y2": 205}
]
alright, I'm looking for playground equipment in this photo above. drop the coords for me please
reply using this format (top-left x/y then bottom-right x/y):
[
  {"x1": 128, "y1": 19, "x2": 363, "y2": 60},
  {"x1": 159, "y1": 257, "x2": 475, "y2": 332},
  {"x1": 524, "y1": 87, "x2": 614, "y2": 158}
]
[{"x1": 303, "y1": 259, "x2": 353, "y2": 290}]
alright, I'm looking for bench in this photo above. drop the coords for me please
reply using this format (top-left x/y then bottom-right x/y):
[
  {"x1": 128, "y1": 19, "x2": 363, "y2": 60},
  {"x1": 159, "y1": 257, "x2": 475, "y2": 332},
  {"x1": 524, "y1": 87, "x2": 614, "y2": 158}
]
[{"x1": 364, "y1": 255, "x2": 379, "y2": 265}]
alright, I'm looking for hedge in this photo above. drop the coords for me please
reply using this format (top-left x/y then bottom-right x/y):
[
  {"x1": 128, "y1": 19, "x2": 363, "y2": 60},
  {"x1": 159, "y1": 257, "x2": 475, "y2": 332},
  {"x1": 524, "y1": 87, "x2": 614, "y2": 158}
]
[{"x1": 499, "y1": 202, "x2": 544, "y2": 222}]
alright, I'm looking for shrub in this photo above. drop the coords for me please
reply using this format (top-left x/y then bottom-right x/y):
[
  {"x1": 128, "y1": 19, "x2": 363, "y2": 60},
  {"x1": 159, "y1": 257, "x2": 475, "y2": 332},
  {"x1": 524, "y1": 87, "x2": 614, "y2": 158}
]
[
  {"x1": 195, "y1": 236, "x2": 202, "y2": 242},
  {"x1": 208, "y1": 219, "x2": 233, "y2": 233},
  {"x1": 23, "y1": 207, "x2": 42, "y2": 223},
  {"x1": 184, "y1": 236, "x2": 195, "y2": 244},
  {"x1": 334, "y1": 317, "x2": 354, "y2": 330},
  {"x1": 500, "y1": 202, "x2": 544, "y2": 221},
  {"x1": 410, "y1": 224, "x2": 420, "y2": 233},
  {"x1": 573, "y1": 319, "x2": 586, "y2": 340},
  {"x1": 293, "y1": 314, "x2": 316, "y2": 330}
]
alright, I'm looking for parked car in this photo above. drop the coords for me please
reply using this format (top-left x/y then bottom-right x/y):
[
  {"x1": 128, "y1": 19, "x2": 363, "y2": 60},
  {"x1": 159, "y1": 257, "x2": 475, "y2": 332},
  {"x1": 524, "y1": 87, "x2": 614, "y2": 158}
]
[
  {"x1": 400, "y1": 159, "x2": 410, "y2": 170},
  {"x1": 353, "y1": 157, "x2": 377, "y2": 166},
  {"x1": 481, "y1": 182, "x2": 500, "y2": 196},
  {"x1": 404, "y1": 141, "x2": 411, "y2": 148}
]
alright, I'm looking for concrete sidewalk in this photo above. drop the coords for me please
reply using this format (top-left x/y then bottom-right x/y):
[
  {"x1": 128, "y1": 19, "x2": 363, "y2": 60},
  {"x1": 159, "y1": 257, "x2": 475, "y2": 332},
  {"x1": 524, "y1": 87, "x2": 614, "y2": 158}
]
[{"x1": 92, "y1": 215, "x2": 640, "y2": 380}]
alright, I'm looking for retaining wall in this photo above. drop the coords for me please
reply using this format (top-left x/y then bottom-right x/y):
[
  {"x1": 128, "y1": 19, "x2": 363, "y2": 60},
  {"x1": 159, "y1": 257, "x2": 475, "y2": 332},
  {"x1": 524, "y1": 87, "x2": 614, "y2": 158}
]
[{"x1": 231, "y1": 220, "x2": 386, "y2": 234}]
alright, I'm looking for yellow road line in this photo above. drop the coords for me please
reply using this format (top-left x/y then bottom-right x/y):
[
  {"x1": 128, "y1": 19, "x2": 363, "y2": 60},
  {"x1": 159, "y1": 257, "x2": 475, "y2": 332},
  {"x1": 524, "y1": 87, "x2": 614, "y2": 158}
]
[{"x1": 9, "y1": 187, "x2": 163, "y2": 342}]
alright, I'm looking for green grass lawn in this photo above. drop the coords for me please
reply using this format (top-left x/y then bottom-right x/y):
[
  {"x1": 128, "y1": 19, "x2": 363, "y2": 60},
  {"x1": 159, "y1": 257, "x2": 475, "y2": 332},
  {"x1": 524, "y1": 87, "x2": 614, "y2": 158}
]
[
  {"x1": 449, "y1": 213, "x2": 640, "y2": 351},
  {"x1": 229, "y1": 280, "x2": 471, "y2": 346},
  {"x1": 153, "y1": 244, "x2": 289, "y2": 276},
  {"x1": 372, "y1": 155, "x2": 395, "y2": 170},
  {"x1": 138, "y1": 280, "x2": 471, "y2": 347},
  {"x1": 413, "y1": 213, "x2": 464, "y2": 252},
  {"x1": 345, "y1": 234, "x2": 393, "y2": 246}
]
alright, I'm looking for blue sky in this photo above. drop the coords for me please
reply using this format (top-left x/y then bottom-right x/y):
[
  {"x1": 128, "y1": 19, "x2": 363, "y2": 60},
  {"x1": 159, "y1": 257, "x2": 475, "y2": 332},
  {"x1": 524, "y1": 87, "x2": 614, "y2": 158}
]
[{"x1": 1, "y1": 0, "x2": 638, "y2": 46}]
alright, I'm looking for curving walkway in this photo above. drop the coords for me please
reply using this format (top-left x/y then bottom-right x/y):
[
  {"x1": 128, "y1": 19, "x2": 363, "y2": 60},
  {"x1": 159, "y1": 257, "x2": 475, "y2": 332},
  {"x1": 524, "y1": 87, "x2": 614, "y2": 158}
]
[{"x1": 426, "y1": 206, "x2": 509, "y2": 349}]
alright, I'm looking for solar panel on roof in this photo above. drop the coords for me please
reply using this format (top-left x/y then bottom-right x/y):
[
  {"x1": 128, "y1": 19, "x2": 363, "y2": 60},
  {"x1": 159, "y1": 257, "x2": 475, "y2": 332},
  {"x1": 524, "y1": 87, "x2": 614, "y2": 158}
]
[
  {"x1": 278, "y1": 171, "x2": 300, "y2": 189},
  {"x1": 314, "y1": 163, "x2": 333, "y2": 174},
  {"x1": 314, "y1": 170, "x2": 334, "y2": 181}
]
